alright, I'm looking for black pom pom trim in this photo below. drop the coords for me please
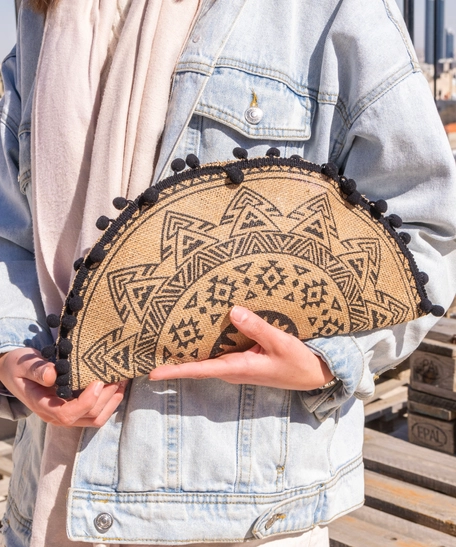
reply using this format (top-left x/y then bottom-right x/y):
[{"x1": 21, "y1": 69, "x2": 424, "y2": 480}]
[
  {"x1": 73, "y1": 257, "x2": 84, "y2": 271},
  {"x1": 233, "y1": 147, "x2": 248, "y2": 160},
  {"x1": 68, "y1": 295, "x2": 83, "y2": 312},
  {"x1": 56, "y1": 385, "x2": 72, "y2": 399},
  {"x1": 290, "y1": 154, "x2": 303, "y2": 161},
  {"x1": 113, "y1": 196, "x2": 128, "y2": 210},
  {"x1": 41, "y1": 345, "x2": 56, "y2": 360},
  {"x1": 373, "y1": 199, "x2": 388, "y2": 214},
  {"x1": 266, "y1": 147, "x2": 280, "y2": 158},
  {"x1": 321, "y1": 162, "x2": 339, "y2": 179},
  {"x1": 89, "y1": 244, "x2": 106, "y2": 264},
  {"x1": 420, "y1": 298, "x2": 433, "y2": 313},
  {"x1": 96, "y1": 215, "x2": 110, "y2": 231},
  {"x1": 55, "y1": 359, "x2": 70, "y2": 375},
  {"x1": 339, "y1": 178, "x2": 357, "y2": 195},
  {"x1": 46, "y1": 314, "x2": 60, "y2": 329},
  {"x1": 417, "y1": 271, "x2": 429, "y2": 286},
  {"x1": 387, "y1": 214, "x2": 403, "y2": 229},
  {"x1": 171, "y1": 158, "x2": 186, "y2": 173},
  {"x1": 142, "y1": 187, "x2": 159, "y2": 205},
  {"x1": 345, "y1": 190, "x2": 362, "y2": 206},
  {"x1": 61, "y1": 314, "x2": 77, "y2": 330},
  {"x1": 431, "y1": 305, "x2": 445, "y2": 317},
  {"x1": 225, "y1": 167, "x2": 244, "y2": 184},
  {"x1": 186, "y1": 154, "x2": 200, "y2": 169},
  {"x1": 55, "y1": 373, "x2": 71, "y2": 386},
  {"x1": 58, "y1": 338, "x2": 73, "y2": 357},
  {"x1": 399, "y1": 232, "x2": 412, "y2": 245}
]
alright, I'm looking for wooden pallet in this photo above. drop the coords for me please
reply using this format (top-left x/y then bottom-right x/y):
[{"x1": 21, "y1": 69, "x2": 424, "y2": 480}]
[
  {"x1": 329, "y1": 428, "x2": 456, "y2": 546},
  {"x1": 364, "y1": 373, "x2": 409, "y2": 425}
]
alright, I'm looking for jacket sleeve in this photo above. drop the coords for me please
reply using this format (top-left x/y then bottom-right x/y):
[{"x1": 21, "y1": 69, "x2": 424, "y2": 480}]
[
  {"x1": 0, "y1": 46, "x2": 53, "y2": 420},
  {"x1": 300, "y1": 70, "x2": 456, "y2": 421}
]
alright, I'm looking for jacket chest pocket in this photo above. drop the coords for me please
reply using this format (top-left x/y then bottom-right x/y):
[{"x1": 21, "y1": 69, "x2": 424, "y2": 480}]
[{"x1": 177, "y1": 67, "x2": 315, "y2": 164}]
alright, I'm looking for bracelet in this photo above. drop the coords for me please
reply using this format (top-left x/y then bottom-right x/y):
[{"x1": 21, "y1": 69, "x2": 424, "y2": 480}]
[{"x1": 317, "y1": 377, "x2": 339, "y2": 390}]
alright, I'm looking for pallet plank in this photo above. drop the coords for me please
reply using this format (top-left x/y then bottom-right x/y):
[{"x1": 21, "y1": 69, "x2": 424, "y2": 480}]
[
  {"x1": 343, "y1": 506, "x2": 456, "y2": 547},
  {"x1": 329, "y1": 513, "x2": 432, "y2": 547},
  {"x1": 364, "y1": 387, "x2": 408, "y2": 422},
  {"x1": 363, "y1": 428, "x2": 456, "y2": 497},
  {"x1": 364, "y1": 470, "x2": 456, "y2": 536}
]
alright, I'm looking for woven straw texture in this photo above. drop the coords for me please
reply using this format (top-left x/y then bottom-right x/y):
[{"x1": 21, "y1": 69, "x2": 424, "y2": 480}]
[{"x1": 57, "y1": 159, "x2": 424, "y2": 390}]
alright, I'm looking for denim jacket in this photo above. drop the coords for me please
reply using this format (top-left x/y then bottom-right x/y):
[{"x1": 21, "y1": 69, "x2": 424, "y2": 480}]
[{"x1": 1, "y1": 0, "x2": 456, "y2": 545}]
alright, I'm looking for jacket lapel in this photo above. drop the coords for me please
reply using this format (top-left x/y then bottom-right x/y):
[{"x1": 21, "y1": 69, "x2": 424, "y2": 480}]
[{"x1": 152, "y1": 0, "x2": 249, "y2": 185}]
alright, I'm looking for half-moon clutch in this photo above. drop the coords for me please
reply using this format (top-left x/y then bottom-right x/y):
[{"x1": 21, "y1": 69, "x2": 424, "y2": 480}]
[{"x1": 42, "y1": 148, "x2": 443, "y2": 398}]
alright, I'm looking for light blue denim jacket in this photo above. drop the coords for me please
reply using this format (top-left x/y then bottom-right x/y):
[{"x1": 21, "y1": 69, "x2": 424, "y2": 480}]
[{"x1": 1, "y1": 0, "x2": 456, "y2": 545}]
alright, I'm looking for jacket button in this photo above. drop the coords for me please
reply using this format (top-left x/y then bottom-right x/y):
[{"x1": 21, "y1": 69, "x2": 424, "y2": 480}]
[
  {"x1": 265, "y1": 513, "x2": 286, "y2": 530},
  {"x1": 244, "y1": 106, "x2": 263, "y2": 125},
  {"x1": 94, "y1": 513, "x2": 113, "y2": 532}
]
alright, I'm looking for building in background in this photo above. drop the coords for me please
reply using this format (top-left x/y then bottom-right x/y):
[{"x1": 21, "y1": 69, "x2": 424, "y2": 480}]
[
  {"x1": 446, "y1": 28, "x2": 454, "y2": 58},
  {"x1": 425, "y1": 0, "x2": 446, "y2": 64}
]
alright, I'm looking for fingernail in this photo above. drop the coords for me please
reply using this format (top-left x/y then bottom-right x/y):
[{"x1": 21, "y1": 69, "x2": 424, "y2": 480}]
[
  {"x1": 230, "y1": 306, "x2": 248, "y2": 322},
  {"x1": 94, "y1": 382, "x2": 104, "y2": 396}
]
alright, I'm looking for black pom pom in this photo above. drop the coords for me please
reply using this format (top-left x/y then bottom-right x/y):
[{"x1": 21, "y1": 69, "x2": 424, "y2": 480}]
[
  {"x1": 233, "y1": 147, "x2": 248, "y2": 160},
  {"x1": 387, "y1": 214, "x2": 403, "y2": 229},
  {"x1": 55, "y1": 359, "x2": 70, "y2": 375},
  {"x1": 420, "y1": 298, "x2": 433, "y2": 313},
  {"x1": 89, "y1": 244, "x2": 106, "y2": 264},
  {"x1": 321, "y1": 162, "x2": 338, "y2": 178},
  {"x1": 61, "y1": 314, "x2": 77, "y2": 330},
  {"x1": 68, "y1": 295, "x2": 83, "y2": 312},
  {"x1": 55, "y1": 373, "x2": 71, "y2": 386},
  {"x1": 113, "y1": 196, "x2": 128, "y2": 210},
  {"x1": 186, "y1": 154, "x2": 200, "y2": 169},
  {"x1": 46, "y1": 314, "x2": 60, "y2": 329},
  {"x1": 339, "y1": 178, "x2": 357, "y2": 195},
  {"x1": 399, "y1": 232, "x2": 412, "y2": 245},
  {"x1": 373, "y1": 199, "x2": 388, "y2": 214},
  {"x1": 73, "y1": 257, "x2": 84, "y2": 271},
  {"x1": 431, "y1": 305, "x2": 445, "y2": 317},
  {"x1": 417, "y1": 271, "x2": 429, "y2": 286},
  {"x1": 58, "y1": 338, "x2": 73, "y2": 357},
  {"x1": 171, "y1": 158, "x2": 186, "y2": 172},
  {"x1": 290, "y1": 154, "x2": 302, "y2": 161},
  {"x1": 345, "y1": 190, "x2": 362, "y2": 206},
  {"x1": 56, "y1": 385, "x2": 72, "y2": 399},
  {"x1": 266, "y1": 147, "x2": 280, "y2": 158},
  {"x1": 225, "y1": 167, "x2": 244, "y2": 184},
  {"x1": 142, "y1": 186, "x2": 160, "y2": 205},
  {"x1": 96, "y1": 215, "x2": 110, "y2": 231},
  {"x1": 41, "y1": 345, "x2": 56, "y2": 360}
]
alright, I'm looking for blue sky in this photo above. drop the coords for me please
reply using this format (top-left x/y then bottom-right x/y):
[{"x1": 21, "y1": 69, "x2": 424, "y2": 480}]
[{"x1": 2, "y1": 0, "x2": 456, "y2": 64}]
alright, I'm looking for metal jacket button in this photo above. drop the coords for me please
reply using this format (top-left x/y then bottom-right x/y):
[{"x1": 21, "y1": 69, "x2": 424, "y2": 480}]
[
  {"x1": 94, "y1": 513, "x2": 113, "y2": 532},
  {"x1": 244, "y1": 106, "x2": 263, "y2": 125},
  {"x1": 265, "y1": 513, "x2": 286, "y2": 530}
]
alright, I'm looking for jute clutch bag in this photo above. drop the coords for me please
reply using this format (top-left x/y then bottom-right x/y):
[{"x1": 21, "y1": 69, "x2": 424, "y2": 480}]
[{"x1": 41, "y1": 149, "x2": 443, "y2": 398}]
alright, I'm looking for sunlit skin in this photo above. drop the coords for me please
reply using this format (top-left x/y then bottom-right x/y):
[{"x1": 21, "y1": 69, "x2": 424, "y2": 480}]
[
  {"x1": 0, "y1": 306, "x2": 333, "y2": 427},
  {"x1": 149, "y1": 306, "x2": 333, "y2": 389}
]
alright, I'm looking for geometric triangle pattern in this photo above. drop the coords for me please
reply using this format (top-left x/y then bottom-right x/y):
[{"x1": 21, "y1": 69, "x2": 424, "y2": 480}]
[{"x1": 57, "y1": 156, "x2": 428, "y2": 392}]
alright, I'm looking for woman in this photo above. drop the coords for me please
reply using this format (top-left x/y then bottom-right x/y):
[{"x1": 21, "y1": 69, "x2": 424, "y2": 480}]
[{"x1": 1, "y1": 0, "x2": 455, "y2": 546}]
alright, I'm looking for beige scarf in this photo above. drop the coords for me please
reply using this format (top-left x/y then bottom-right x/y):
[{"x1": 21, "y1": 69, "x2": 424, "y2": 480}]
[
  {"x1": 32, "y1": 0, "x2": 200, "y2": 318},
  {"x1": 30, "y1": 2, "x2": 200, "y2": 546}
]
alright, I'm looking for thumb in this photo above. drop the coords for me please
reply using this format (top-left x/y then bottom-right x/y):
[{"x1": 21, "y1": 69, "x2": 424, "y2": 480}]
[
  {"x1": 230, "y1": 306, "x2": 278, "y2": 352},
  {"x1": 27, "y1": 358, "x2": 57, "y2": 387}
]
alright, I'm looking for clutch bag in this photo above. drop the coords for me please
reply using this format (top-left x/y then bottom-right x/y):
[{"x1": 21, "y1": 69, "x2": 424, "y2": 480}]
[{"x1": 41, "y1": 149, "x2": 443, "y2": 398}]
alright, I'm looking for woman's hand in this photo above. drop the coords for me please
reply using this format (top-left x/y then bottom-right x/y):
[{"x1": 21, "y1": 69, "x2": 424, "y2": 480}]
[
  {"x1": 0, "y1": 348, "x2": 127, "y2": 427},
  {"x1": 149, "y1": 306, "x2": 334, "y2": 390}
]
